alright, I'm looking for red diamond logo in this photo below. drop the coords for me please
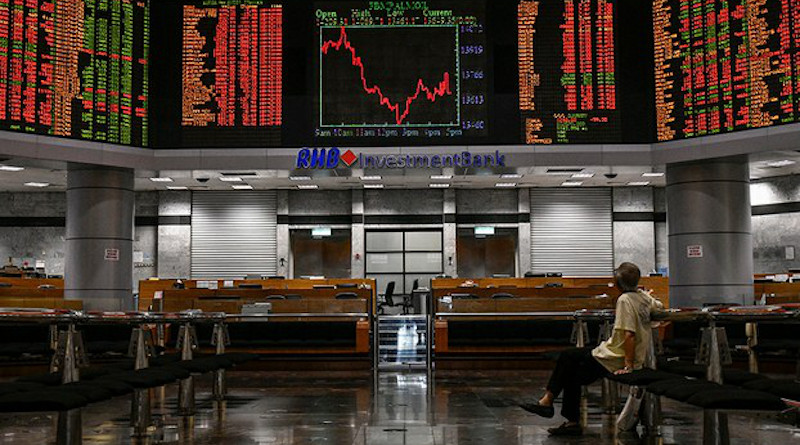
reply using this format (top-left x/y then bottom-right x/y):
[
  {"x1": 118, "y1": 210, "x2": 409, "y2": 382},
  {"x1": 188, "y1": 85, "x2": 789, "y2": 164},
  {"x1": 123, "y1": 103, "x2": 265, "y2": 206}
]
[{"x1": 341, "y1": 150, "x2": 358, "y2": 167}]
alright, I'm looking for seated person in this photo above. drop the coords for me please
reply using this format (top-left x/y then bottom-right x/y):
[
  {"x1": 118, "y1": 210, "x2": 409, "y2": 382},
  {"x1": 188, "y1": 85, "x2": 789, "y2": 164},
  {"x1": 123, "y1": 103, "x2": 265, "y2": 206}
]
[{"x1": 519, "y1": 262, "x2": 663, "y2": 436}]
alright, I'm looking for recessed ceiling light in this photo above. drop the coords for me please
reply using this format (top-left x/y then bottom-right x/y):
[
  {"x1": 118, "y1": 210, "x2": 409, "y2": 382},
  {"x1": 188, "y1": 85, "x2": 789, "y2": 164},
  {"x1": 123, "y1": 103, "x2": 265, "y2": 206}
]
[
  {"x1": 297, "y1": 184, "x2": 319, "y2": 190},
  {"x1": 363, "y1": 183, "x2": 384, "y2": 189},
  {"x1": 572, "y1": 173, "x2": 595, "y2": 179},
  {"x1": 500, "y1": 173, "x2": 522, "y2": 179},
  {"x1": 431, "y1": 175, "x2": 453, "y2": 180},
  {"x1": 24, "y1": 182, "x2": 49, "y2": 187},
  {"x1": 429, "y1": 183, "x2": 450, "y2": 188},
  {"x1": 561, "y1": 181, "x2": 583, "y2": 187},
  {"x1": 232, "y1": 184, "x2": 254, "y2": 190},
  {"x1": 495, "y1": 183, "x2": 517, "y2": 188},
  {"x1": 627, "y1": 181, "x2": 650, "y2": 186},
  {"x1": 766, "y1": 159, "x2": 796, "y2": 168},
  {"x1": 360, "y1": 175, "x2": 382, "y2": 181},
  {"x1": 219, "y1": 177, "x2": 243, "y2": 182},
  {"x1": 0, "y1": 165, "x2": 24, "y2": 172},
  {"x1": 289, "y1": 176, "x2": 312, "y2": 181},
  {"x1": 642, "y1": 172, "x2": 665, "y2": 177},
  {"x1": 167, "y1": 186, "x2": 188, "y2": 190},
  {"x1": 149, "y1": 177, "x2": 173, "y2": 182}
]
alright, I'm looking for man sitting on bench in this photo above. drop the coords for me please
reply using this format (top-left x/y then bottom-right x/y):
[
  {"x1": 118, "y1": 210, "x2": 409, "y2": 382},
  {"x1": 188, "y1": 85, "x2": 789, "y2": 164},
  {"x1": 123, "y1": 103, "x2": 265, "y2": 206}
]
[{"x1": 519, "y1": 262, "x2": 663, "y2": 436}]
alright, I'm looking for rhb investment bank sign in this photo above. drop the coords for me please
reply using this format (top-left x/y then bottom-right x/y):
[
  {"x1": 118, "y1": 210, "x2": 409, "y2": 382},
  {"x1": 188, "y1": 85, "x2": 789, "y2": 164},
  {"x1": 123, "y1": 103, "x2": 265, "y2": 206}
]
[{"x1": 296, "y1": 148, "x2": 506, "y2": 169}]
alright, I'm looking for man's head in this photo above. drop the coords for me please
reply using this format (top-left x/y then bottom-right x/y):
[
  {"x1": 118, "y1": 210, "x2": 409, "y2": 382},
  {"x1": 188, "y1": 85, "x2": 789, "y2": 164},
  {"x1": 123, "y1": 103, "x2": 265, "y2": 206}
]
[{"x1": 614, "y1": 262, "x2": 641, "y2": 292}]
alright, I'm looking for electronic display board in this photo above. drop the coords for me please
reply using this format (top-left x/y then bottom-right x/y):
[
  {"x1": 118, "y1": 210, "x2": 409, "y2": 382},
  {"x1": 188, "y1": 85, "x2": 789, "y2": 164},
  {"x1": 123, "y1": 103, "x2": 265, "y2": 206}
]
[
  {"x1": 181, "y1": 0, "x2": 282, "y2": 146},
  {"x1": 518, "y1": 0, "x2": 620, "y2": 145},
  {"x1": 313, "y1": 1, "x2": 488, "y2": 140},
  {"x1": 0, "y1": 0, "x2": 149, "y2": 146},
  {"x1": 654, "y1": 0, "x2": 800, "y2": 141}
]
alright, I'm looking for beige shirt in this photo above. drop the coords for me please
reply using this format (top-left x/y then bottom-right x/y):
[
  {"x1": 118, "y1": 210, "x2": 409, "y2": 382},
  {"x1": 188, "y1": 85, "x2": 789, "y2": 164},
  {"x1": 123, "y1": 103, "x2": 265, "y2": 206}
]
[{"x1": 592, "y1": 290, "x2": 664, "y2": 372}]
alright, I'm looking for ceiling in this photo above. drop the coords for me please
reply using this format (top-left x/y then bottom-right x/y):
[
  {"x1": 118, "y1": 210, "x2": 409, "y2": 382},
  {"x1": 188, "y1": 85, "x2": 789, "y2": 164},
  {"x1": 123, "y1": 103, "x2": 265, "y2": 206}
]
[{"x1": 0, "y1": 151, "x2": 798, "y2": 192}]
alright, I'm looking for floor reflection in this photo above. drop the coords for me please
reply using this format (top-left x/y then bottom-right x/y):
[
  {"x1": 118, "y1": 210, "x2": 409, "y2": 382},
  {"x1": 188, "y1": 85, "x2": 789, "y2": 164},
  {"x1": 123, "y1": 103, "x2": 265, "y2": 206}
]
[{"x1": 0, "y1": 370, "x2": 798, "y2": 444}]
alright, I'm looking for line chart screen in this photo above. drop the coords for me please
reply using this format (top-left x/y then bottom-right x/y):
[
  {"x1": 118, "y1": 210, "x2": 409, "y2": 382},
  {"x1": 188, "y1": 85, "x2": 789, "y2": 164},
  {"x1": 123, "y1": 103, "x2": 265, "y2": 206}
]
[
  {"x1": 0, "y1": 0, "x2": 149, "y2": 146},
  {"x1": 181, "y1": 0, "x2": 282, "y2": 147},
  {"x1": 654, "y1": 0, "x2": 800, "y2": 142},
  {"x1": 314, "y1": 1, "x2": 487, "y2": 140},
  {"x1": 518, "y1": 0, "x2": 620, "y2": 145}
]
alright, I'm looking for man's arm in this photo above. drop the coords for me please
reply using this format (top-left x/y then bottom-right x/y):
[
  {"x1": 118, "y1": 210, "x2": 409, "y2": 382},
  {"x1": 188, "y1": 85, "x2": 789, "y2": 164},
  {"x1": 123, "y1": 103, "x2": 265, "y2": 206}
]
[{"x1": 614, "y1": 330, "x2": 636, "y2": 374}]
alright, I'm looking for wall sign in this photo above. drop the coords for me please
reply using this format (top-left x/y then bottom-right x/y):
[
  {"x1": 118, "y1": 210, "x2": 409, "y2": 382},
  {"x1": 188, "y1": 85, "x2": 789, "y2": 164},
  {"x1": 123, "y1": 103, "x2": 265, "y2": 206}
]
[
  {"x1": 686, "y1": 245, "x2": 703, "y2": 259},
  {"x1": 104, "y1": 248, "x2": 120, "y2": 262}
]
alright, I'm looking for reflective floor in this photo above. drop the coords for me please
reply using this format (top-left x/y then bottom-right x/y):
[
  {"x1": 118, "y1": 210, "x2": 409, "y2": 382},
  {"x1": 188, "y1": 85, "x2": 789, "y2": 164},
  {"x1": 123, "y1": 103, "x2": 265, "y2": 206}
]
[{"x1": 1, "y1": 370, "x2": 799, "y2": 444}]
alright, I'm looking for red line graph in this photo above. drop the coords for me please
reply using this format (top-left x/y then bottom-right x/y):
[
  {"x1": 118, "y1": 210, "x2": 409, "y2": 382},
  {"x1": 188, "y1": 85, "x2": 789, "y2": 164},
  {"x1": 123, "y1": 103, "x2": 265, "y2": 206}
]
[{"x1": 321, "y1": 26, "x2": 453, "y2": 125}]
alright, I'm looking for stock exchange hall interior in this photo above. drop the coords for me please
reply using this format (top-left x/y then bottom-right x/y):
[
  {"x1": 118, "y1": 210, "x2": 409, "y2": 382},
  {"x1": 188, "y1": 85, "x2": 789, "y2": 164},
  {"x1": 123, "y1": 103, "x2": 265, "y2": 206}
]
[{"x1": 2, "y1": 0, "x2": 800, "y2": 444}]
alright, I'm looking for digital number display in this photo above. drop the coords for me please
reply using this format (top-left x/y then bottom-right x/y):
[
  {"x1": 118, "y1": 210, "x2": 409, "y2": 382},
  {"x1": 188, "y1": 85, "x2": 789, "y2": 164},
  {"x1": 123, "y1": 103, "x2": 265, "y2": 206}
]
[
  {"x1": 654, "y1": 0, "x2": 800, "y2": 141},
  {"x1": 518, "y1": 0, "x2": 620, "y2": 145},
  {"x1": 313, "y1": 1, "x2": 487, "y2": 140},
  {"x1": 0, "y1": 0, "x2": 149, "y2": 146},
  {"x1": 181, "y1": 0, "x2": 282, "y2": 147}
]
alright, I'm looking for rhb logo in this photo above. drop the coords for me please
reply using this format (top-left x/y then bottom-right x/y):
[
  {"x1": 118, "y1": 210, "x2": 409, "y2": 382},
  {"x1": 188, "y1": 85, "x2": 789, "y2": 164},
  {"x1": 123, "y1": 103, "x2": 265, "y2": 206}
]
[{"x1": 296, "y1": 148, "x2": 358, "y2": 169}]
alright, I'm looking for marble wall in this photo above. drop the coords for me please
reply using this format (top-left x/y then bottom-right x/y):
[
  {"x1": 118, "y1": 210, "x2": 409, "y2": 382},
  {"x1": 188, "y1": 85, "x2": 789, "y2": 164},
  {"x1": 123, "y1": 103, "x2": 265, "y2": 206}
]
[
  {"x1": 751, "y1": 175, "x2": 800, "y2": 273},
  {"x1": 288, "y1": 190, "x2": 352, "y2": 215},
  {"x1": 157, "y1": 191, "x2": 191, "y2": 278},
  {"x1": 364, "y1": 189, "x2": 444, "y2": 215},
  {"x1": 612, "y1": 188, "x2": 657, "y2": 273},
  {"x1": 456, "y1": 189, "x2": 518, "y2": 214},
  {"x1": 0, "y1": 192, "x2": 66, "y2": 274},
  {"x1": 6, "y1": 177, "x2": 800, "y2": 279}
]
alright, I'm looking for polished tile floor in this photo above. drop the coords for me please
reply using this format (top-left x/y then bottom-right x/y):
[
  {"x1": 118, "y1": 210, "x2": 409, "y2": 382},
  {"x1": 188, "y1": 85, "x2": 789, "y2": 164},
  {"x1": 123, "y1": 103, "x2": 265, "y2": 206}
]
[{"x1": 1, "y1": 370, "x2": 798, "y2": 444}]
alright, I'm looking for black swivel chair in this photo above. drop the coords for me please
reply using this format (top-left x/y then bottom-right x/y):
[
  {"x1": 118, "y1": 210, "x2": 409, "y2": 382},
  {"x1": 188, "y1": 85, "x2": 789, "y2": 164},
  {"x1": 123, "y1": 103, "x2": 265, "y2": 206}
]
[{"x1": 376, "y1": 282, "x2": 412, "y2": 315}]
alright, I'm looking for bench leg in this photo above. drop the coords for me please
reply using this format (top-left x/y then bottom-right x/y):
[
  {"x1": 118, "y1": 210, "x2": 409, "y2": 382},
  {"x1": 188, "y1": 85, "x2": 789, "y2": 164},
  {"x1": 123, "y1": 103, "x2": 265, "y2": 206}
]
[
  {"x1": 213, "y1": 369, "x2": 227, "y2": 401},
  {"x1": 178, "y1": 376, "x2": 195, "y2": 416},
  {"x1": 641, "y1": 391, "x2": 662, "y2": 436},
  {"x1": 703, "y1": 410, "x2": 730, "y2": 445},
  {"x1": 56, "y1": 408, "x2": 82, "y2": 445},
  {"x1": 601, "y1": 378, "x2": 618, "y2": 414},
  {"x1": 131, "y1": 388, "x2": 151, "y2": 437}
]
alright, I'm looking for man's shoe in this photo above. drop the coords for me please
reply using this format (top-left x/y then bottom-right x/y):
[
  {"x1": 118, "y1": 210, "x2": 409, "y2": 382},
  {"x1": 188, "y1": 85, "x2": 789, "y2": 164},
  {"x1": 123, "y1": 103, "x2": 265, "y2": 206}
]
[
  {"x1": 518, "y1": 403, "x2": 554, "y2": 418},
  {"x1": 547, "y1": 422, "x2": 583, "y2": 436}
]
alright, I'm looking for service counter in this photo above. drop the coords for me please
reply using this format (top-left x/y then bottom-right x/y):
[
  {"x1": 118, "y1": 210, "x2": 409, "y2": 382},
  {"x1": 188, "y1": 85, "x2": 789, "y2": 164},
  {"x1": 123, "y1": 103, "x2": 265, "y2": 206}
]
[{"x1": 139, "y1": 278, "x2": 376, "y2": 310}]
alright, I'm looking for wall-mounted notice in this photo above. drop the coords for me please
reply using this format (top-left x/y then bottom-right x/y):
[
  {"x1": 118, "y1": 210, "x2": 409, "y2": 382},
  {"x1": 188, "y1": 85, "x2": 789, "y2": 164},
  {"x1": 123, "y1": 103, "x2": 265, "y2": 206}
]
[
  {"x1": 105, "y1": 248, "x2": 120, "y2": 261},
  {"x1": 686, "y1": 245, "x2": 703, "y2": 259}
]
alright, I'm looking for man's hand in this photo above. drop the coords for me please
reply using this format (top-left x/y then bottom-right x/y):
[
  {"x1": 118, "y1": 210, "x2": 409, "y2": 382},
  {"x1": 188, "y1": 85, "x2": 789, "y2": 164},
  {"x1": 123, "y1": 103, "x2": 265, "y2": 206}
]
[{"x1": 614, "y1": 367, "x2": 632, "y2": 375}]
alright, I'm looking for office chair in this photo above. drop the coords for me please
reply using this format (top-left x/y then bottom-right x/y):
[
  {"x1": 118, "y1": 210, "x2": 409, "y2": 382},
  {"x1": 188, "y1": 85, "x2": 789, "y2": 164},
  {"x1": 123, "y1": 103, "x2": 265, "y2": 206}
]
[
  {"x1": 376, "y1": 282, "x2": 411, "y2": 315},
  {"x1": 411, "y1": 279, "x2": 420, "y2": 291}
]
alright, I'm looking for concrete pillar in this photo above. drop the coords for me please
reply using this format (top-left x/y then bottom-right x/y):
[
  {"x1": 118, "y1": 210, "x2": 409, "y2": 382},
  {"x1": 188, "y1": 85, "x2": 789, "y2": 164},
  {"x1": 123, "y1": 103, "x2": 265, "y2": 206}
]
[
  {"x1": 351, "y1": 189, "x2": 365, "y2": 278},
  {"x1": 65, "y1": 165, "x2": 135, "y2": 311},
  {"x1": 666, "y1": 156, "x2": 753, "y2": 307},
  {"x1": 518, "y1": 188, "x2": 531, "y2": 276},
  {"x1": 443, "y1": 188, "x2": 457, "y2": 277}
]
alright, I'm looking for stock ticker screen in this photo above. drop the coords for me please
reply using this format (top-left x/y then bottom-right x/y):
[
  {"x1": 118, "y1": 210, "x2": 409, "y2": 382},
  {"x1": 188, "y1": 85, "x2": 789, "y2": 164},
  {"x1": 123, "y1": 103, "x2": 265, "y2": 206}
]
[
  {"x1": 654, "y1": 0, "x2": 800, "y2": 141},
  {"x1": 0, "y1": 0, "x2": 149, "y2": 146},
  {"x1": 518, "y1": 0, "x2": 621, "y2": 144},
  {"x1": 180, "y1": 0, "x2": 282, "y2": 146},
  {"x1": 312, "y1": 1, "x2": 488, "y2": 141}
]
